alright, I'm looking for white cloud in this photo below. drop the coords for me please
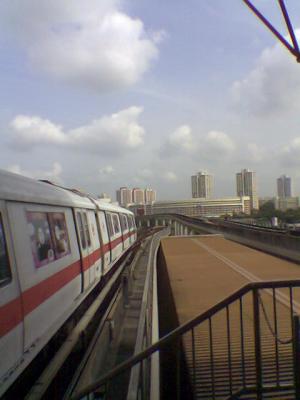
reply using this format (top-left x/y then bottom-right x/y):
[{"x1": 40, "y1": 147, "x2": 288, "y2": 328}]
[
  {"x1": 281, "y1": 137, "x2": 300, "y2": 166},
  {"x1": 163, "y1": 171, "x2": 178, "y2": 182},
  {"x1": 132, "y1": 168, "x2": 153, "y2": 185},
  {"x1": 202, "y1": 130, "x2": 236, "y2": 155},
  {"x1": 246, "y1": 143, "x2": 266, "y2": 163},
  {"x1": 11, "y1": 115, "x2": 66, "y2": 149},
  {"x1": 231, "y1": 30, "x2": 300, "y2": 115},
  {"x1": 169, "y1": 125, "x2": 195, "y2": 152},
  {"x1": 160, "y1": 125, "x2": 197, "y2": 156},
  {"x1": 6, "y1": 162, "x2": 63, "y2": 183},
  {"x1": 160, "y1": 125, "x2": 235, "y2": 160},
  {"x1": 99, "y1": 165, "x2": 115, "y2": 175},
  {"x1": 1, "y1": 0, "x2": 162, "y2": 91},
  {"x1": 10, "y1": 106, "x2": 145, "y2": 155},
  {"x1": 138, "y1": 168, "x2": 153, "y2": 179}
]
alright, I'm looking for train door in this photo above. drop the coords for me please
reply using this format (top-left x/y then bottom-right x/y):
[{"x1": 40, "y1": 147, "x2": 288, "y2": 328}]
[
  {"x1": 0, "y1": 201, "x2": 24, "y2": 391},
  {"x1": 94, "y1": 211, "x2": 104, "y2": 278},
  {"x1": 111, "y1": 213, "x2": 122, "y2": 260},
  {"x1": 127, "y1": 214, "x2": 133, "y2": 245},
  {"x1": 121, "y1": 214, "x2": 130, "y2": 249},
  {"x1": 119, "y1": 214, "x2": 125, "y2": 250},
  {"x1": 97, "y1": 211, "x2": 111, "y2": 274},
  {"x1": 87, "y1": 210, "x2": 101, "y2": 282},
  {"x1": 105, "y1": 212, "x2": 116, "y2": 262},
  {"x1": 131, "y1": 215, "x2": 137, "y2": 242},
  {"x1": 75, "y1": 210, "x2": 94, "y2": 290}
]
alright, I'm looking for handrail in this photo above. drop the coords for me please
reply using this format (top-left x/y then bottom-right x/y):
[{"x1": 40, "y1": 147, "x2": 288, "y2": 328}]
[{"x1": 71, "y1": 278, "x2": 300, "y2": 400}]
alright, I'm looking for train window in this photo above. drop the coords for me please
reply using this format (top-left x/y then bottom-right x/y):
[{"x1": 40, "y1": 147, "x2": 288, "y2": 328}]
[
  {"x1": 77, "y1": 212, "x2": 86, "y2": 249},
  {"x1": 127, "y1": 215, "x2": 132, "y2": 229},
  {"x1": 106, "y1": 213, "x2": 114, "y2": 237},
  {"x1": 112, "y1": 214, "x2": 120, "y2": 234},
  {"x1": 48, "y1": 213, "x2": 71, "y2": 259},
  {"x1": 27, "y1": 211, "x2": 55, "y2": 268},
  {"x1": 119, "y1": 214, "x2": 125, "y2": 231},
  {"x1": 95, "y1": 213, "x2": 102, "y2": 243},
  {"x1": 0, "y1": 214, "x2": 12, "y2": 286},
  {"x1": 123, "y1": 215, "x2": 128, "y2": 230},
  {"x1": 83, "y1": 213, "x2": 91, "y2": 247},
  {"x1": 132, "y1": 216, "x2": 136, "y2": 228}
]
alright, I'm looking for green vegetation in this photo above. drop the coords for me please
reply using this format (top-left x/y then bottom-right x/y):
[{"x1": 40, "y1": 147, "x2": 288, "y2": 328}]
[{"x1": 251, "y1": 201, "x2": 300, "y2": 223}]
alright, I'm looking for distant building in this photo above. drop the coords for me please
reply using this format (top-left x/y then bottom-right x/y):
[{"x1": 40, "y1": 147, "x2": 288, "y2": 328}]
[
  {"x1": 191, "y1": 171, "x2": 213, "y2": 199},
  {"x1": 116, "y1": 187, "x2": 132, "y2": 207},
  {"x1": 236, "y1": 169, "x2": 258, "y2": 210},
  {"x1": 147, "y1": 196, "x2": 251, "y2": 217},
  {"x1": 117, "y1": 186, "x2": 157, "y2": 207},
  {"x1": 277, "y1": 175, "x2": 292, "y2": 198},
  {"x1": 132, "y1": 188, "x2": 145, "y2": 204},
  {"x1": 98, "y1": 192, "x2": 112, "y2": 203},
  {"x1": 145, "y1": 188, "x2": 156, "y2": 204},
  {"x1": 274, "y1": 197, "x2": 299, "y2": 212}
]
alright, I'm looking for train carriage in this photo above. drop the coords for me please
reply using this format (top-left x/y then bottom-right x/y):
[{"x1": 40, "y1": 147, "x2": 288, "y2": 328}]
[{"x1": 0, "y1": 170, "x2": 136, "y2": 397}]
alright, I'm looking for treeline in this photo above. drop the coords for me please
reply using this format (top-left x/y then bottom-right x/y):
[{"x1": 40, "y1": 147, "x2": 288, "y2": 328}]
[{"x1": 251, "y1": 201, "x2": 300, "y2": 223}]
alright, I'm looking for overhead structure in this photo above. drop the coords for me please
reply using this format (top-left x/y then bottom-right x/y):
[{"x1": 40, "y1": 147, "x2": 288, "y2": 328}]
[{"x1": 243, "y1": 0, "x2": 300, "y2": 62}]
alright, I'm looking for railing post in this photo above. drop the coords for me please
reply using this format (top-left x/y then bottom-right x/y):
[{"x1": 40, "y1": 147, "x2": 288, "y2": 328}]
[
  {"x1": 293, "y1": 315, "x2": 300, "y2": 399},
  {"x1": 253, "y1": 288, "x2": 262, "y2": 400}
]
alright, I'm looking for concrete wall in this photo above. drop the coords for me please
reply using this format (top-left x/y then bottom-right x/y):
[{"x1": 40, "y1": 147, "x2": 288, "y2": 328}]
[{"x1": 136, "y1": 215, "x2": 300, "y2": 264}]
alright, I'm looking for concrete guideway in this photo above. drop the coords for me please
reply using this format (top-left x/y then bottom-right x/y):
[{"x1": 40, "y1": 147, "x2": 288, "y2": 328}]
[{"x1": 137, "y1": 214, "x2": 300, "y2": 264}]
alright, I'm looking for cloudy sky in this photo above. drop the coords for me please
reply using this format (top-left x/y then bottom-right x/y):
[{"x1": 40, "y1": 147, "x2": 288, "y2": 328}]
[{"x1": 1, "y1": 0, "x2": 300, "y2": 200}]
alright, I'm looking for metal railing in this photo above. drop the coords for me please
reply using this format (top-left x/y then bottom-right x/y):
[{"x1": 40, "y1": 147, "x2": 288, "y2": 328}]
[
  {"x1": 71, "y1": 279, "x2": 300, "y2": 400},
  {"x1": 126, "y1": 228, "x2": 168, "y2": 400}
]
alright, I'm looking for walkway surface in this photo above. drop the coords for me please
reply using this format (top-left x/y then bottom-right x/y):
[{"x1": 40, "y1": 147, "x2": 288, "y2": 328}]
[
  {"x1": 160, "y1": 234, "x2": 300, "y2": 399},
  {"x1": 161, "y1": 234, "x2": 300, "y2": 324}
]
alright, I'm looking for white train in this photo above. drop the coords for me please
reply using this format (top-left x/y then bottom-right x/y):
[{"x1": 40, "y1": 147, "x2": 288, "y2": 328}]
[{"x1": 0, "y1": 169, "x2": 137, "y2": 396}]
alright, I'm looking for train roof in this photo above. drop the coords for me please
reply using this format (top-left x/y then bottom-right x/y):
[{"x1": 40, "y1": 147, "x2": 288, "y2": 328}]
[
  {"x1": 0, "y1": 169, "x2": 93, "y2": 208},
  {"x1": 0, "y1": 169, "x2": 134, "y2": 216},
  {"x1": 93, "y1": 199, "x2": 133, "y2": 215}
]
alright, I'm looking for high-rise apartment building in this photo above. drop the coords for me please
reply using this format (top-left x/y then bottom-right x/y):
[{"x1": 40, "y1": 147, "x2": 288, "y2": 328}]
[
  {"x1": 236, "y1": 169, "x2": 258, "y2": 210},
  {"x1": 145, "y1": 188, "x2": 156, "y2": 204},
  {"x1": 132, "y1": 188, "x2": 145, "y2": 204},
  {"x1": 277, "y1": 175, "x2": 292, "y2": 198},
  {"x1": 117, "y1": 187, "x2": 157, "y2": 207},
  {"x1": 116, "y1": 187, "x2": 132, "y2": 207},
  {"x1": 191, "y1": 171, "x2": 213, "y2": 199}
]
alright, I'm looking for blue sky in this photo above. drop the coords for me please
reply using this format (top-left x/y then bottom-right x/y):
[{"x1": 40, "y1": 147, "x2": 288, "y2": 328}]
[{"x1": 1, "y1": 0, "x2": 300, "y2": 200}]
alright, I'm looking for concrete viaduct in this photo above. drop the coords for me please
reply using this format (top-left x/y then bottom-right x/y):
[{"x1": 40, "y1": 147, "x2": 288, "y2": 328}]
[{"x1": 136, "y1": 214, "x2": 300, "y2": 264}]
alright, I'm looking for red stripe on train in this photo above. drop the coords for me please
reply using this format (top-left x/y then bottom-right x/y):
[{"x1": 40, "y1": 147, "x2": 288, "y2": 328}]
[
  {"x1": 0, "y1": 235, "x2": 135, "y2": 338},
  {"x1": 22, "y1": 260, "x2": 82, "y2": 315},
  {"x1": 0, "y1": 297, "x2": 23, "y2": 337}
]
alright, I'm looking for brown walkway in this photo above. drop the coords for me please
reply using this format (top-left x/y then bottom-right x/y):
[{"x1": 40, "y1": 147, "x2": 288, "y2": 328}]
[
  {"x1": 160, "y1": 235, "x2": 300, "y2": 399},
  {"x1": 161, "y1": 235, "x2": 300, "y2": 324}
]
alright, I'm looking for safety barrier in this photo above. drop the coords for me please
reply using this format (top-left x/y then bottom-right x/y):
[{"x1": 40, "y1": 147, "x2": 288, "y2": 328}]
[{"x1": 70, "y1": 279, "x2": 300, "y2": 399}]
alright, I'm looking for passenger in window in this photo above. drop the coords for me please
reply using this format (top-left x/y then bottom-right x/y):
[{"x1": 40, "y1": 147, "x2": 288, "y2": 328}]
[
  {"x1": 49, "y1": 213, "x2": 70, "y2": 258},
  {"x1": 27, "y1": 212, "x2": 55, "y2": 267},
  {"x1": 37, "y1": 227, "x2": 53, "y2": 262},
  {"x1": 54, "y1": 225, "x2": 68, "y2": 254}
]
